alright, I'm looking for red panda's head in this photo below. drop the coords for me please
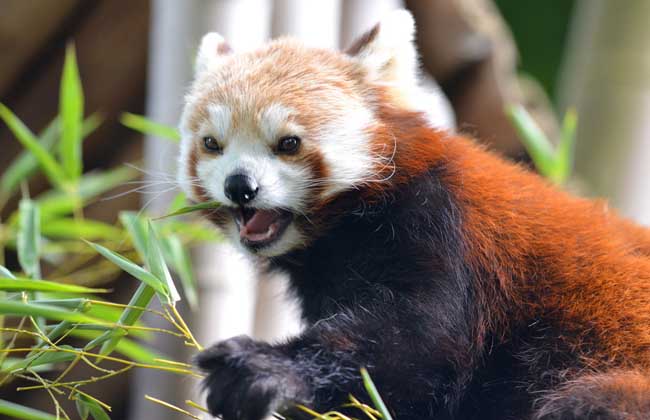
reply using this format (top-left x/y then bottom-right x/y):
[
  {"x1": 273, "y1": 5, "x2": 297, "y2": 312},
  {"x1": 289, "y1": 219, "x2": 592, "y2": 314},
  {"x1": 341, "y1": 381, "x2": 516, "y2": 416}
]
[{"x1": 178, "y1": 10, "x2": 448, "y2": 256}]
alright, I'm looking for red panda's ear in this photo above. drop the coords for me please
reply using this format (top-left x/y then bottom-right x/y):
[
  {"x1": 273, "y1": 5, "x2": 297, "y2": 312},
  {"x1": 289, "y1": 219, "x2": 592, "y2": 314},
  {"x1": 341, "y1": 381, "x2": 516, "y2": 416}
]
[
  {"x1": 345, "y1": 10, "x2": 418, "y2": 89},
  {"x1": 195, "y1": 32, "x2": 232, "y2": 75}
]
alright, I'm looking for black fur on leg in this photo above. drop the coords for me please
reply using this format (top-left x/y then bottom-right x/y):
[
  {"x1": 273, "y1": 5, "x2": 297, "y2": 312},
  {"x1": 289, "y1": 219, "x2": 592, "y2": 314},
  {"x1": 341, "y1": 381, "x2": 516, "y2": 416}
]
[{"x1": 195, "y1": 335, "x2": 312, "y2": 420}]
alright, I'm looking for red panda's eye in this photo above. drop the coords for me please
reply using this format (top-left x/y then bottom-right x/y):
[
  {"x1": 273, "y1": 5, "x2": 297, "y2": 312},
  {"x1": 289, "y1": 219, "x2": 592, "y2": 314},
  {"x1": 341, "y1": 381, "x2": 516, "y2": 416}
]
[
  {"x1": 203, "y1": 136, "x2": 222, "y2": 153},
  {"x1": 276, "y1": 136, "x2": 301, "y2": 155}
]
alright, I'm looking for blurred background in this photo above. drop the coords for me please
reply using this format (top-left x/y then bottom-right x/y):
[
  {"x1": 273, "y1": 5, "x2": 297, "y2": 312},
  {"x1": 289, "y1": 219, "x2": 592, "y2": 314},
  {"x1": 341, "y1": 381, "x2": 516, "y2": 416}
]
[{"x1": 1, "y1": 0, "x2": 649, "y2": 419}]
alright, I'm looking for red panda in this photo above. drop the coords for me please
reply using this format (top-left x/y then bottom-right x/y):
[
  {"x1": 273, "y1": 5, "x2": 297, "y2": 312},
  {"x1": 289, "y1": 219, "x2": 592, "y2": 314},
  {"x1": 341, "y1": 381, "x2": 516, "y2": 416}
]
[{"x1": 178, "y1": 10, "x2": 650, "y2": 420}]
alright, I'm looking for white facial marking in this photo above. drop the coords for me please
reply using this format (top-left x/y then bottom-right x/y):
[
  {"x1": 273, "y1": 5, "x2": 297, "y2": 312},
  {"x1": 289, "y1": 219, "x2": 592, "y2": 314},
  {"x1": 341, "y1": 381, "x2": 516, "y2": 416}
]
[
  {"x1": 207, "y1": 104, "x2": 232, "y2": 140},
  {"x1": 259, "y1": 104, "x2": 296, "y2": 141},
  {"x1": 317, "y1": 106, "x2": 377, "y2": 198}
]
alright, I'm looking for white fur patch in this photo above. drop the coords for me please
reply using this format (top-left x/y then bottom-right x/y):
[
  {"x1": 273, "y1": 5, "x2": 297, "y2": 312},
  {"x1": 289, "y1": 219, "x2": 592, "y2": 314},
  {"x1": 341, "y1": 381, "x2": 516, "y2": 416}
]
[
  {"x1": 259, "y1": 104, "x2": 295, "y2": 141},
  {"x1": 207, "y1": 104, "x2": 232, "y2": 140},
  {"x1": 317, "y1": 106, "x2": 377, "y2": 198},
  {"x1": 195, "y1": 32, "x2": 230, "y2": 74},
  {"x1": 353, "y1": 9, "x2": 418, "y2": 89}
]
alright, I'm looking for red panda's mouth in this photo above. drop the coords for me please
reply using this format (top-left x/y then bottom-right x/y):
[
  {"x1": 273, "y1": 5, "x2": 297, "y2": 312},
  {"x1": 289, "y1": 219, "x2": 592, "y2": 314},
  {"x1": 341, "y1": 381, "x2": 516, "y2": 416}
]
[{"x1": 233, "y1": 207, "x2": 293, "y2": 248}]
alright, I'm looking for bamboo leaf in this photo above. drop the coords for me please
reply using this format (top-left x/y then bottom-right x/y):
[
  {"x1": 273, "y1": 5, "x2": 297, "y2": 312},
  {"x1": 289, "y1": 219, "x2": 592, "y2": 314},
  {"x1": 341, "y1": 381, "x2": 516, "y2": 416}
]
[
  {"x1": 59, "y1": 43, "x2": 84, "y2": 179},
  {"x1": 0, "y1": 278, "x2": 108, "y2": 293},
  {"x1": 556, "y1": 107, "x2": 578, "y2": 184},
  {"x1": 2, "y1": 348, "x2": 76, "y2": 372},
  {"x1": 0, "y1": 265, "x2": 15, "y2": 279},
  {"x1": 0, "y1": 103, "x2": 67, "y2": 189},
  {"x1": 0, "y1": 301, "x2": 102, "y2": 324},
  {"x1": 1, "y1": 358, "x2": 53, "y2": 373},
  {"x1": 505, "y1": 105, "x2": 557, "y2": 179},
  {"x1": 17, "y1": 199, "x2": 41, "y2": 278},
  {"x1": 0, "y1": 113, "x2": 101, "y2": 204},
  {"x1": 160, "y1": 235, "x2": 198, "y2": 310},
  {"x1": 96, "y1": 282, "x2": 155, "y2": 357},
  {"x1": 0, "y1": 398, "x2": 57, "y2": 420},
  {"x1": 119, "y1": 211, "x2": 149, "y2": 260},
  {"x1": 94, "y1": 213, "x2": 158, "y2": 357},
  {"x1": 167, "y1": 192, "x2": 188, "y2": 214},
  {"x1": 72, "y1": 328, "x2": 160, "y2": 363},
  {"x1": 360, "y1": 368, "x2": 393, "y2": 420},
  {"x1": 76, "y1": 397, "x2": 90, "y2": 420},
  {"x1": 35, "y1": 166, "x2": 138, "y2": 222},
  {"x1": 147, "y1": 221, "x2": 180, "y2": 304},
  {"x1": 155, "y1": 201, "x2": 220, "y2": 219},
  {"x1": 81, "y1": 112, "x2": 103, "y2": 139},
  {"x1": 77, "y1": 395, "x2": 110, "y2": 420},
  {"x1": 162, "y1": 220, "x2": 221, "y2": 242},
  {"x1": 41, "y1": 219, "x2": 123, "y2": 241},
  {"x1": 85, "y1": 241, "x2": 168, "y2": 297},
  {"x1": 0, "y1": 118, "x2": 59, "y2": 199},
  {"x1": 120, "y1": 112, "x2": 180, "y2": 142}
]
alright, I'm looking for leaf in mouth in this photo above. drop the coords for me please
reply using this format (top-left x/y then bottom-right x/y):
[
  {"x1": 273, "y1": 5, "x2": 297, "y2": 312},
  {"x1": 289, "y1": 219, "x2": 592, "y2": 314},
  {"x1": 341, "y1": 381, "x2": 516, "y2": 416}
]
[{"x1": 154, "y1": 201, "x2": 221, "y2": 220}]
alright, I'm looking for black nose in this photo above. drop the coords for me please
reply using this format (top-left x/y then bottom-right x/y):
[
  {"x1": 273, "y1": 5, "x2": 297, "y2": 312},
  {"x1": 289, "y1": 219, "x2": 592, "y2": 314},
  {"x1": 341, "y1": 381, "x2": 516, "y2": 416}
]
[{"x1": 224, "y1": 174, "x2": 259, "y2": 205}]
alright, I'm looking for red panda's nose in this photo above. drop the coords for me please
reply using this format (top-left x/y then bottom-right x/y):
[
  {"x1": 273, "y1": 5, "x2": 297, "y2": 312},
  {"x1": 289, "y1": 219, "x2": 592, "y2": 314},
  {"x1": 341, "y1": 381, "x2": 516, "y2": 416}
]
[{"x1": 224, "y1": 173, "x2": 259, "y2": 205}]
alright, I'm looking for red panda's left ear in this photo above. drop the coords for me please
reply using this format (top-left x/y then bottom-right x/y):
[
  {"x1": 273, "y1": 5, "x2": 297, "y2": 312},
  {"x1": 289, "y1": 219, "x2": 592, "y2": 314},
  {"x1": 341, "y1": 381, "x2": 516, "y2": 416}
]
[
  {"x1": 194, "y1": 32, "x2": 233, "y2": 75},
  {"x1": 345, "y1": 9, "x2": 418, "y2": 89}
]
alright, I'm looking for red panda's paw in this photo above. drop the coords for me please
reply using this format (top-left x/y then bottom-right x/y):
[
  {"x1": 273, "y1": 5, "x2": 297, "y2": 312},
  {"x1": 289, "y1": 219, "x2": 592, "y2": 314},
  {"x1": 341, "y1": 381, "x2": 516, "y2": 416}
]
[
  {"x1": 195, "y1": 335, "x2": 311, "y2": 420},
  {"x1": 532, "y1": 370, "x2": 650, "y2": 420}
]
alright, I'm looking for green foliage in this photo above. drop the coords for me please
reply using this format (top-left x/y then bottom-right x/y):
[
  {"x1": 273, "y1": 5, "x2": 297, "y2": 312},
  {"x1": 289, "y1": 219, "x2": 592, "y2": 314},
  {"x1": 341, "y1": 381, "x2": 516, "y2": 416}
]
[
  {"x1": 59, "y1": 43, "x2": 85, "y2": 180},
  {"x1": 0, "y1": 399, "x2": 57, "y2": 420},
  {"x1": 0, "y1": 45, "x2": 210, "y2": 420},
  {"x1": 361, "y1": 368, "x2": 393, "y2": 420},
  {"x1": 506, "y1": 105, "x2": 577, "y2": 185},
  {"x1": 0, "y1": 41, "x2": 392, "y2": 420},
  {"x1": 120, "y1": 112, "x2": 180, "y2": 142}
]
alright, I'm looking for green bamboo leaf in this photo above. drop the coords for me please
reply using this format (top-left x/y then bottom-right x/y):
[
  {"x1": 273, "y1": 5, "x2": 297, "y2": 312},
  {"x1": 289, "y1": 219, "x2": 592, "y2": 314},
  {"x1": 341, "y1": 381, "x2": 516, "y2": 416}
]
[
  {"x1": 1, "y1": 358, "x2": 53, "y2": 373},
  {"x1": 160, "y1": 235, "x2": 198, "y2": 310},
  {"x1": 505, "y1": 105, "x2": 556, "y2": 179},
  {"x1": 0, "y1": 117, "x2": 59, "y2": 200},
  {"x1": 0, "y1": 103, "x2": 67, "y2": 189},
  {"x1": 77, "y1": 395, "x2": 110, "y2": 420},
  {"x1": 555, "y1": 108, "x2": 578, "y2": 184},
  {"x1": 155, "y1": 201, "x2": 221, "y2": 219},
  {"x1": 0, "y1": 301, "x2": 102, "y2": 324},
  {"x1": 120, "y1": 112, "x2": 180, "y2": 142},
  {"x1": 72, "y1": 329, "x2": 160, "y2": 363},
  {"x1": 59, "y1": 43, "x2": 84, "y2": 179},
  {"x1": 17, "y1": 199, "x2": 41, "y2": 279},
  {"x1": 76, "y1": 397, "x2": 90, "y2": 420},
  {"x1": 167, "y1": 192, "x2": 188, "y2": 214},
  {"x1": 0, "y1": 398, "x2": 57, "y2": 420},
  {"x1": 119, "y1": 211, "x2": 149, "y2": 259},
  {"x1": 0, "y1": 265, "x2": 15, "y2": 279},
  {"x1": 34, "y1": 166, "x2": 138, "y2": 222},
  {"x1": 162, "y1": 220, "x2": 221, "y2": 242},
  {"x1": 31, "y1": 300, "x2": 149, "y2": 339},
  {"x1": 32, "y1": 298, "x2": 89, "y2": 310},
  {"x1": 81, "y1": 112, "x2": 103, "y2": 139},
  {"x1": 96, "y1": 282, "x2": 155, "y2": 357},
  {"x1": 93, "y1": 214, "x2": 159, "y2": 357},
  {"x1": 41, "y1": 219, "x2": 123, "y2": 241},
  {"x1": 2, "y1": 348, "x2": 76, "y2": 372},
  {"x1": 147, "y1": 221, "x2": 180, "y2": 304},
  {"x1": 85, "y1": 241, "x2": 168, "y2": 297},
  {"x1": 360, "y1": 368, "x2": 393, "y2": 420},
  {"x1": 0, "y1": 277, "x2": 108, "y2": 293}
]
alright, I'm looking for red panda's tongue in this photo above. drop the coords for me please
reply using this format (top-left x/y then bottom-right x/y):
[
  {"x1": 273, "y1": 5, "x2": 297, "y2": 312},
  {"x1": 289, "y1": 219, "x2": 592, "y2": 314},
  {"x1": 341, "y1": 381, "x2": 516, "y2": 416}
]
[{"x1": 240, "y1": 210, "x2": 279, "y2": 239}]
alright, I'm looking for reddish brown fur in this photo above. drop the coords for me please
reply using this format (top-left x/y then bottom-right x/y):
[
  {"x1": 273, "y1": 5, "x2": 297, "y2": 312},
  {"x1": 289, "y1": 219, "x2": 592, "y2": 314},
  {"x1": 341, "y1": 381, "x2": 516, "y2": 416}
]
[{"x1": 368, "y1": 93, "x2": 650, "y2": 376}]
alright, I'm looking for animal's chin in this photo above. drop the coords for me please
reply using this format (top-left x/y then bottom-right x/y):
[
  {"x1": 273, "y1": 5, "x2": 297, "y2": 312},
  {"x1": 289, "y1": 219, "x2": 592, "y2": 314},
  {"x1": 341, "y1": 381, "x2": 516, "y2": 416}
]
[{"x1": 228, "y1": 207, "x2": 294, "y2": 250}]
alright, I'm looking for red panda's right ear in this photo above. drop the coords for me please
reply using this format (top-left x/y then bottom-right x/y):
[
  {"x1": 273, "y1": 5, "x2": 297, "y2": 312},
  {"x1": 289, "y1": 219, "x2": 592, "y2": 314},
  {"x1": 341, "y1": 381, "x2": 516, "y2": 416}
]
[
  {"x1": 345, "y1": 10, "x2": 418, "y2": 89},
  {"x1": 195, "y1": 32, "x2": 232, "y2": 75}
]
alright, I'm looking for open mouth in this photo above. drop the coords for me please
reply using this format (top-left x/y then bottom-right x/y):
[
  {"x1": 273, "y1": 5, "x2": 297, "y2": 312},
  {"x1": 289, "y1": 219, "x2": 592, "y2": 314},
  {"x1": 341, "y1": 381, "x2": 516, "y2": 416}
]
[{"x1": 232, "y1": 207, "x2": 293, "y2": 248}]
